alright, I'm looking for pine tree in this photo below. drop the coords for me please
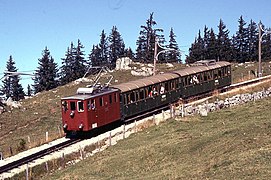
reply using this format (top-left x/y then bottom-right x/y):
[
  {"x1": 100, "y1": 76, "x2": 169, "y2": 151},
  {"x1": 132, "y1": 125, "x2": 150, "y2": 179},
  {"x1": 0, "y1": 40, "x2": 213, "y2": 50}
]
[
  {"x1": 186, "y1": 30, "x2": 205, "y2": 63},
  {"x1": 1, "y1": 56, "x2": 16, "y2": 98},
  {"x1": 167, "y1": 27, "x2": 181, "y2": 63},
  {"x1": 89, "y1": 45, "x2": 102, "y2": 67},
  {"x1": 1, "y1": 55, "x2": 25, "y2": 100},
  {"x1": 33, "y1": 47, "x2": 58, "y2": 93},
  {"x1": 108, "y1": 26, "x2": 125, "y2": 69},
  {"x1": 262, "y1": 27, "x2": 271, "y2": 61},
  {"x1": 72, "y1": 39, "x2": 87, "y2": 78},
  {"x1": 247, "y1": 19, "x2": 258, "y2": 61},
  {"x1": 12, "y1": 76, "x2": 25, "y2": 101},
  {"x1": 203, "y1": 25, "x2": 210, "y2": 59},
  {"x1": 234, "y1": 16, "x2": 249, "y2": 63},
  {"x1": 206, "y1": 28, "x2": 217, "y2": 59},
  {"x1": 124, "y1": 47, "x2": 135, "y2": 60},
  {"x1": 217, "y1": 19, "x2": 232, "y2": 61},
  {"x1": 27, "y1": 84, "x2": 32, "y2": 96},
  {"x1": 99, "y1": 30, "x2": 110, "y2": 67},
  {"x1": 60, "y1": 46, "x2": 73, "y2": 85},
  {"x1": 136, "y1": 12, "x2": 163, "y2": 63}
]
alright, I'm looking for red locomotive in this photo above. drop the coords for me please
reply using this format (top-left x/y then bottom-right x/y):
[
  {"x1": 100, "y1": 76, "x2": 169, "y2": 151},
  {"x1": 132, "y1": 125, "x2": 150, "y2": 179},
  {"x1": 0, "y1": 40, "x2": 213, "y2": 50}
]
[{"x1": 61, "y1": 60, "x2": 231, "y2": 137}]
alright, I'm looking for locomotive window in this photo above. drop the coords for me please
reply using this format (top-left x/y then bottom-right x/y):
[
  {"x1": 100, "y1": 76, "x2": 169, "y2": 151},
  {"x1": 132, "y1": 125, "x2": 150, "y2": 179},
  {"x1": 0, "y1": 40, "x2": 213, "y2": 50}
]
[
  {"x1": 99, "y1": 97, "x2": 104, "y2": 106},
  {"x1": 70, "y1": 101, "x2": 76, "y2": 111},
  {"x1": 78, "y1": 101, "x2": 84, "y2": 112},
  {"x1": 89, "y1": 99, "x2": 95, "y2": 110},
  {"x1": 109, "y1": 95, "x2": 112, "y2": 104}
]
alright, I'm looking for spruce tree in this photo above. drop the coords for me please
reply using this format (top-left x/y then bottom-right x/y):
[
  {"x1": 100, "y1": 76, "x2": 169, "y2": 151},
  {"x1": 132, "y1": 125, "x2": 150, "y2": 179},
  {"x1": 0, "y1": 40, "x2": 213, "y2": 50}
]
[
  {"x1": 217, "y1": 19, "x2": 232, "y2": 61},
  {"x1": 99, "y1": 30, "x2": 110, "y2": 67},
  {"x1": 136, "y1": 12, "x2": 163, "y2": 63},
  {"x1": 262, "y1": 27, "x2": 271, "y2": 61},
  {"x1": 186, "y1": 30, "x2": 205, "y2": 63},
  {"x1": 33, "y1": 47, "x2": 58, "y2": 93},
  {"x1": 124, "y1": 47, "x2": 135, "y2": 60},
  {"x1": 1, "y1": 55, "x2": 25, "y2": 100},
  {"x1": 60, "y1": 46, "x2": 73, "y2": 85},
  {"x1": 109, "y1": 26, "x2": 125, "y2": 69},
  {"x1": 247, "y1": 19, "x2": 258, "y2": 61},
  {"x1": 234, "y1": 16, "x2": 249, "y2": 63},
  {"x1": 206, "y1": 28, "x2": 217, "y2": 60},
  {"x1": 12, "y1": 76, "x2": 25, "y2": 101},
  {"x1": 89, "y1": 45, "x2": 102, "y2": 67},
  {"x1": 167, "y1": 27, "x2": 181, "y2": 63},
  {"x1": 27, "y1": 84, "x2": 32, "y2": 96},
  {"x1": 73, "y1": 39, "x2": 87, "y2": 79}
]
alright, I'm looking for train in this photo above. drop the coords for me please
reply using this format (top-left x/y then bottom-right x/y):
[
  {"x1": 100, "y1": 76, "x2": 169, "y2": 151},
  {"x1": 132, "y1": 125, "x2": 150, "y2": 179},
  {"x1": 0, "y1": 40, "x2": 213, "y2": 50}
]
[{"x1": 61, "y1": 60, "x2": 231, "y2": 137}]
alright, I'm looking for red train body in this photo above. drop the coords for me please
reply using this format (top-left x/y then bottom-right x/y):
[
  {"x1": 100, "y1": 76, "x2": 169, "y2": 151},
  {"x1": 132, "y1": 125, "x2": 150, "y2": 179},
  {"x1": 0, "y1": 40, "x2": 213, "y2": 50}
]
[{"x1": 61, "y1": 87, "x2": 121, "y2": 133}]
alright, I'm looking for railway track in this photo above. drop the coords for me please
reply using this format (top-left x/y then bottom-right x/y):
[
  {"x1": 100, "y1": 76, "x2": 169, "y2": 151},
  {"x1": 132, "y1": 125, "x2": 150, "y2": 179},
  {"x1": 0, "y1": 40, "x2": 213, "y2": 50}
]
[
  {"x1": 1, "y1": 74, "x2": 271, "y2": 176},
  {"x1": 0, "y1": 138, "x2": 81, "y2": 174}
]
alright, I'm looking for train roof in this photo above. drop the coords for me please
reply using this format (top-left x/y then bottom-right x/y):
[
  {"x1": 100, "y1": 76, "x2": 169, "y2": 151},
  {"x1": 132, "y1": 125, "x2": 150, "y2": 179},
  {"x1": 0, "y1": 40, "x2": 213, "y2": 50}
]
[
  {"x1": 112, "y1": 61, "x2": 231, "y2": 93},
  {"x1": 112, "y1": 73, "x2": 179, "y2": 93},
  {"x1": 173, "y1": 61, "x2": 230, "y2": 76},
  {"x1": 61, "y1": 87, "x2": 119, "y2": 100}
]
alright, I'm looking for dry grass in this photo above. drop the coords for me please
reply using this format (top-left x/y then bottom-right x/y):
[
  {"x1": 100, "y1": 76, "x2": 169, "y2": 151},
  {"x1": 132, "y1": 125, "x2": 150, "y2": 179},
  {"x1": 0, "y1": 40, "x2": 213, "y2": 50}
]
[
  {"x1": 0, "y1": 61, "x2": 270, "y2": 158},
  {"x1": 45, "y1": 97, "x2": 271, "y2": 180}
]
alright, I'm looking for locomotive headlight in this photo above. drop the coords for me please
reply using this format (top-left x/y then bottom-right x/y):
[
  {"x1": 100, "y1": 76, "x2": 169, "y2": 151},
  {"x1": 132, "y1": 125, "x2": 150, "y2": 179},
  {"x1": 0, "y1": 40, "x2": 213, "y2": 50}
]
[
  {"x1": 70, "y1": 111, "x2": 75, "y2": 118},
  {"x1": 63, "y1": 123, "x2": 68, "y2": 129},
  {"x1": 79, "y1": 123, "x2": 84, "y2": 130}
]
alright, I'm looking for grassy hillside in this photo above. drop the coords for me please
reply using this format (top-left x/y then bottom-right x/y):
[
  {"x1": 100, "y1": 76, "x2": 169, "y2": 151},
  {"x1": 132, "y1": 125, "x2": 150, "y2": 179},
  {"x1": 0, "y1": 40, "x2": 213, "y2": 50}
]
[
  {"x1": 0, "y1": 61, "x2": 270, "y2": 158},
  {"x1": 47, "y1": 97, "x2": 271, "y2": 179},
  {"x1": 0, "y1": 63, "x2": 185, "y2": 157}
]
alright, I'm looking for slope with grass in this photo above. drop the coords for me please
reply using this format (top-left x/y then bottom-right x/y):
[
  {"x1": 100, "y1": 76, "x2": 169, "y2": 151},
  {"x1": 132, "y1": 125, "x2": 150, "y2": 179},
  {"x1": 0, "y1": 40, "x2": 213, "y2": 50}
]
[{"x1": 46, "y1": 96, "x2": 271, "y2": 179}]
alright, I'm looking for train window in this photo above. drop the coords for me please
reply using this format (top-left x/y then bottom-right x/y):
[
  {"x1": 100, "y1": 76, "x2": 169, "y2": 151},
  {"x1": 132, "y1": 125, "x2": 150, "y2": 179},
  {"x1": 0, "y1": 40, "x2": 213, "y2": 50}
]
[
  {"x1": 165, "y1": 83, "x2": 169, "y2": 91},
  {"x1": 70, "y1": 101, "x2": 76, "y2": 111},
  {"x1": 62, "y1": 101, "x2": 68, "y2": 111},
  {"x1": 120, "y1": 94, "x2": 123, "y2": 103},
  {"x1": 99, "y1": 97, "x2": 103, "y2": 106},
  {"x1": 78, "y1": 101, "x2": 84, "y2": 112},
  {"x1": 135, "y1": 91, "x2": 140, "y2": 101},
  {"x1": 204, "y1": 72, "x2": 208, "y2": 81},
  {"x1": 89, "y1": 99, "x2": 95, "y2": 110},
  {"x1": 214, "y1": 70, "x2": 218, "y2": 79},
  {"x1": 160, "y1": 83, "x2": 165, "y2": 94},
  {"x1": 139, "y1": 89, "x2": 145, "y2": 100},
  {"x1": 109, "y1": 95, "x2": 112, "y2": 104},
  {"x1": 124, "y1": 94, "x2": 128, "y2": 104},
  {"x1": 207, "y1": 71, "x2": 212, "y2": 80},
  {"x1": 130, "y1": 92, "x2": 135, "y2": 103},
  {"x1": 200, "y1": 73, "x2": 204, "y2": 82},
  {"x1": 218, "y1": 69, "x2": 222, "y2": 77}
]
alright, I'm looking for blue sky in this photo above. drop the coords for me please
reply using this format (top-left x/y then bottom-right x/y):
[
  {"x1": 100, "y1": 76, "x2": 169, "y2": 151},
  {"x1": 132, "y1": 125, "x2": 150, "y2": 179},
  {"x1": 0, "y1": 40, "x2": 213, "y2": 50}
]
[{"x1": 1, "y1": 0, "x2": 271, "y2": 89}]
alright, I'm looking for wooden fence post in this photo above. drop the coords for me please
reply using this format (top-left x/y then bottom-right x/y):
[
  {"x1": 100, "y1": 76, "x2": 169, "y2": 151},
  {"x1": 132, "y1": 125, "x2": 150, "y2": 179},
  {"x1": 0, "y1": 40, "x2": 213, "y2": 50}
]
[{"x1": 45, "y1": 131, "x2": 48, "y2": 142}]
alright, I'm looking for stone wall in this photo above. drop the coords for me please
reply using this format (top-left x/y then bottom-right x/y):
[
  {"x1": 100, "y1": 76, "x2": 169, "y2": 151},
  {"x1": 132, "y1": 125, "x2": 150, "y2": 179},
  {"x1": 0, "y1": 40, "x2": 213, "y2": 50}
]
[{"x1": 179, "y1": 87, "x2": 271, "y2": 117}]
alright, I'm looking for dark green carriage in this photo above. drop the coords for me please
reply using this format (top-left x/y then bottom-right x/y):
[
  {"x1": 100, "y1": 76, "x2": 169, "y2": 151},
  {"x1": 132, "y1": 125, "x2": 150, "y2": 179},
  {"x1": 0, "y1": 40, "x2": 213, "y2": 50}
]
[
  {"x1": 174, "y1": 61, "x2": 231, "y2": 99},
  {"x1": 112, "y1": 73, "x2": 180, "y2": 120}
]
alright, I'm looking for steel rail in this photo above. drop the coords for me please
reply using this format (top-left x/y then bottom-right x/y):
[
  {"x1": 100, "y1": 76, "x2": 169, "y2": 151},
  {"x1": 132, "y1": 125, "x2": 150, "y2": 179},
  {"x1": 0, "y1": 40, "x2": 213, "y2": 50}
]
[{"x1": 0, "y1": 139, "x2": 81, "y2": 174}]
